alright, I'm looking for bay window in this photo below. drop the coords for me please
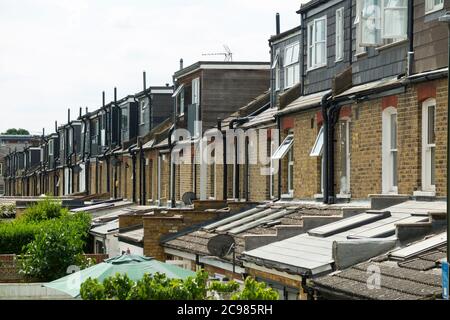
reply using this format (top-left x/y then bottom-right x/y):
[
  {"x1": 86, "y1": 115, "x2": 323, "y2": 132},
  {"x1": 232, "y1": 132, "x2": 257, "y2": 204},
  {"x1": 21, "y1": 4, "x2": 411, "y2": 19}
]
[
  {"x1": 307, "y1": 16, "x2": 327, "y2": 70},
  {"x1": 284, "y1": 43, "x2": 300, "y2": 88}
]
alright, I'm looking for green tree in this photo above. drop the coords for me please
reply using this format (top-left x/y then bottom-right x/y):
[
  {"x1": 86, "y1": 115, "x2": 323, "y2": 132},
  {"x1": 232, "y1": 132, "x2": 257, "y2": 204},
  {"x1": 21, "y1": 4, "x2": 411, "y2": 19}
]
[
  {"x1": 19, "y1": 212, "x2": 92, "y2": 281},
  {"x1": 2, "y1": 128, "x2": 30, "y2": 135}
]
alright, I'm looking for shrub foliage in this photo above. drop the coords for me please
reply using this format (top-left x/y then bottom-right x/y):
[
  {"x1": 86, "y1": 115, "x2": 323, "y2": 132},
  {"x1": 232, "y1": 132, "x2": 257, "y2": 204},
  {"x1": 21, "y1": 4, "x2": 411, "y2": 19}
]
[{"x1": 80, "y1": 271, "x2": 279, "y2": 301}]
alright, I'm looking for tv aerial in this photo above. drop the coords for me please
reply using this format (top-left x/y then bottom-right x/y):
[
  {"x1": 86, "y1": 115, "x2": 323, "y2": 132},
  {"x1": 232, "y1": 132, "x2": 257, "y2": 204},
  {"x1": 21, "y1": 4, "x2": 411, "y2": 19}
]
[
  {"x1": 207, "y1": 234, "x2": 237, "y2": 273},
  {"x1": 202, "y1": 45, "x2": 233, "y2": 62}
]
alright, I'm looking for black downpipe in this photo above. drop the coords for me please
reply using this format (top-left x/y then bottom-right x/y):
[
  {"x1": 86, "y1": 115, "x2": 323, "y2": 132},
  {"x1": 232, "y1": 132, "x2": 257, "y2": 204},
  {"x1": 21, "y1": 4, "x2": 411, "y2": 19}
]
[
  {"x1": 218, "y1": 119, "x2": 227, "y2": 201},
  {"x1": 276, "y1": 116, "x2": 282, "y2": 201},
  {"x1": 321, "y1": 92, "x2": 333, "y2": 204},
  {"x1": 168, "y1": 125, "x2": 176, "y2": 208},
  {"x1": 129, "y1": 146, "x2": 137, "y2": 204},
  {"x1": 327, "y1": 104, "x2": 342, "y2": 205},
  {"x1": 244, "y1": 136, "x2": 249, "y2": 201},
  {"x1": 407, "y1": 0, "x2": 414, "y2": 75},
  {"x1": 140, "y1": 144, "x2": 146, "y2": 205},
  {"x1": 229, "y1": 119, "x2": 240, "y2": 200}
]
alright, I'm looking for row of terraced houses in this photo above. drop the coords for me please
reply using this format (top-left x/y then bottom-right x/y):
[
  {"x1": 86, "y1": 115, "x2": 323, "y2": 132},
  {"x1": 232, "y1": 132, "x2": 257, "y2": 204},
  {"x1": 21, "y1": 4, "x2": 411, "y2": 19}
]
[{"x1": 2, "y1": 0, "x2": 449, "y2": 300}]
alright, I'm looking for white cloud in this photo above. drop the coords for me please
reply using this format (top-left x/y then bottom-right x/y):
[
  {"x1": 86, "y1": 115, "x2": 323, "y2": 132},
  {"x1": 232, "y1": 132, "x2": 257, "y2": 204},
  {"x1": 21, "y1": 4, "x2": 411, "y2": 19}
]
[{"x1": 0, "y1": 0, "x2": 307, "y2": 135}]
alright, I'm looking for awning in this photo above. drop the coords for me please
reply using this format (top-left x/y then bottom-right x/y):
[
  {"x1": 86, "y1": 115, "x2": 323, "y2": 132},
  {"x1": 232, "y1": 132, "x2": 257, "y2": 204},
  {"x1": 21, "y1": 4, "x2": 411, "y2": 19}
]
[
  {"x1": 310, "y1": 126, "x2": 324, "y2": 157},
  {"x1": 334, "y1": 76, "x2": 401, "y2": 99},
  {"x1": 277, "y1": 90, "x2": 331, "y2": 117},
  {"x1": 272, "y1": 134, "x2": 294, "y2": 160},
  {"x1": 172, "y1": 84, "x2": 185, "y2": 98}
]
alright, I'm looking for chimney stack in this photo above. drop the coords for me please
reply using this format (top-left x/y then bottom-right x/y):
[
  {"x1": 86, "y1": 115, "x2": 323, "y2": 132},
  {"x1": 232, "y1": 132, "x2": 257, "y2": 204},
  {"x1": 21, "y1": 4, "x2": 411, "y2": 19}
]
[
  {"x1": 143, "y1": 71, "x2": 147, "y2": 91},
  {"x1": 114, "y1": 87, "x2": 117, "y2": 103},
  {"x1": 102, "y1": 91, "x2": 106, "y2": 107},
  {"x1": 276, "y1": 13, "x2": 281, "y2": 35},
  {"x1": 68, "y1": 108, "x2": 71, "y2": 123},
  {"x1": 180, "y1": 58, "x2": 184, "y2": 70}
]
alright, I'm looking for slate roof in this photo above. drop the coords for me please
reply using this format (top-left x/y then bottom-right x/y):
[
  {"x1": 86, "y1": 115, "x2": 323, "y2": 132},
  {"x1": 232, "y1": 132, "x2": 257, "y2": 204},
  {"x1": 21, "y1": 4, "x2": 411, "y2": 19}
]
[
  {"x1": 311, "y1": 240, "x2": 446, "y2": 300},
  {"x1": 242, "y1": 201, "x2": 446, "y2": 276},
  {"x1": 162, "y1": 204, "x2": 342, "y2": 267}
]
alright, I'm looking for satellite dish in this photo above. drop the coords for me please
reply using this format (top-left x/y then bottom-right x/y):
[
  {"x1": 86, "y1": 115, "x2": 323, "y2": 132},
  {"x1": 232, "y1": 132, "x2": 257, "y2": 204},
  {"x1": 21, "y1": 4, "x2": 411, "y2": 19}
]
[{"x1": 207, "y1": 234, "x2": 235, "y2": 258}]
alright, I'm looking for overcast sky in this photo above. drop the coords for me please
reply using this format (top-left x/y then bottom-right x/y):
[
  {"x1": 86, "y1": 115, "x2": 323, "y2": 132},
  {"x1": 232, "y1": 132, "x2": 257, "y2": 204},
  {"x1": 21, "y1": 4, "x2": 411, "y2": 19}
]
[{"x1": 0, "y1": 0, "x2": 306, "y2": 135}]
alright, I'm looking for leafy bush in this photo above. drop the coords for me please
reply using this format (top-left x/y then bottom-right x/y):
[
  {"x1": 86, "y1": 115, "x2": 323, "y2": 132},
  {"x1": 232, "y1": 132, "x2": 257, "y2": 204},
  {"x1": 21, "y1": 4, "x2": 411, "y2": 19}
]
[
  {"x1": 231, "y1": 277, "x2": 279, "y2": 300},
  {"x1": 0, "y1": 199, "x2": 90, "y2": 256},
  {"x1": 20, "y1": 199, "x2": 67, "y2": 223},
  {"x1": 0, "y1": 220, "x2": 42, "y2": 254},
  {"x1": 19, "y1": 212, "x2": 92, "y2": 281},
  {"x1": 80, "y1": 271, "x2": 279, "y2": 301}
]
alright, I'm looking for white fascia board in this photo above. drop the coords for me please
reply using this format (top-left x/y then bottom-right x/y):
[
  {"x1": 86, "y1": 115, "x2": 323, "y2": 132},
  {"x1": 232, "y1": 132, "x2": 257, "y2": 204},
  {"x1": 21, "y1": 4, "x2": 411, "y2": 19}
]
[
  {"x1": 271, "y1": 30, "x2": 302, "y2": 46},
  {"x1": 152, "y1": 89, "x2": 173, "y2": 95},
  {"x1": 243, "y1": 262, "x2": 303, "y2": 282}
]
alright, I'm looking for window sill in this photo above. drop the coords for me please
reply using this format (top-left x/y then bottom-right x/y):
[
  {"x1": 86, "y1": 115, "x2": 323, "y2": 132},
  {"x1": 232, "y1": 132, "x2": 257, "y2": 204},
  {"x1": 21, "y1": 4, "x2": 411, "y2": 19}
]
[
  {"x1": 413, "y1": 190, "x2": 436, "y2": 197},
  {"x1": 425, "y1": 7, "x2": 444, "y2": 16},
  {"x1": 336, "y1": 193, "x2": 351, "y2": 199},
  {"x1": 307, "y1": 64, "x2": 327, "y2": 73},
  {"x1": 355, "y1": 51, "x2": 368, "y2": 59},
  {"x1": 375, "y1": 39, "x2": 408, "y2": 52},
  {"x1": 335, "y1": 58, "x2": 344, "y2": 63}
]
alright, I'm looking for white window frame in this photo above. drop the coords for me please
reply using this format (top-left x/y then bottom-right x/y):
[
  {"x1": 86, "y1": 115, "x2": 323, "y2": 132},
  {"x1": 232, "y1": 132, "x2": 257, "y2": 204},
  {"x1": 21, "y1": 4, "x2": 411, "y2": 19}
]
[
  {"x1": 272, "y1": 134, "x2": 294, "y2": 160},
  {"x1": 269, "y1": 140, "x2": 276, "y2": 199},
  {"x1": 357, "y1": 0, "x2": 408, "y2": 47},
  {"x1": 272, "y1": 49, "x2": 281, "y2": 91},
  {"x1": 310, "y1": 126, "x2": 324, "y2": 157},
  {"x1": 60, "y1": 132, "x2": 65, "y2": 151},
  {"x1": 421, "y1": 99, "x2": 436, "y2": 193},
  {"x1": 140, "y1": 100, "x2": 147, "y2": 125},
  {"x1": 49, "y1": 140, "x2": 54, "y2": 156},
  {"x1": 284, "y1": 42, "x2": 300, "y2": 88},
  {"x1": 339, "y1": 119, "x2": 351, "y2": 195},
  {"x1": 209, "y1": 151, "x2": 217, "y2": 200},
  {"x1": 354, "y1": 0, "x2": 367, "y2": 55},
  {"x1": 287, "y1": 148, "x2": 294, "y2": 197},
  {"x1": 382, "y1": 0, "x2": 408, "y2": 40},
  {"x1": 157, "y1": 154, "x2": 162, "y2": 205},
  {"x1": 0, "y1": 162, "x2": 3, "y2": 176},
  {"x1": 335, "y1": 7, "x2": 345, "y2": 62},
  {"x1": 307, "y1": 16, "x2": 327, "y2": 71},
  {"x1": 382, "y1": 107, "x2": 398, "y2": 194},
  {"x1": 192, "y1": 78, "x2": 201, "y2": 138},
  {"x1": 425, "y1": 0, "x2": 444, "y2": 14}
]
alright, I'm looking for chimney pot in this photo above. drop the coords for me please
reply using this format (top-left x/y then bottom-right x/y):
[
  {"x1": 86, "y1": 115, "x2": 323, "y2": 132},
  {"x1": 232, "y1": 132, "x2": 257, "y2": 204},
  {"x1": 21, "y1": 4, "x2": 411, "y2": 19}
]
[
  {"x1": 180, "y1": 58, "x2": 184, "y2": 70},
  {"x1": 276, "y1": 13, "x2": 281, "y2": 35}
]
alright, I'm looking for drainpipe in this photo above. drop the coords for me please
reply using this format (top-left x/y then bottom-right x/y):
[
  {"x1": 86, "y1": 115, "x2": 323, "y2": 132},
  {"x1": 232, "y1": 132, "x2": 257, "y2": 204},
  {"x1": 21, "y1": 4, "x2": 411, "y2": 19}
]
[
  {"x1": 101, "y1": 100, "x2": 112, "y2": 195},
  {"x1": 407, "y1": 0, "x2": 414, "y2": 76},
  {"x1": 244, "y1": 136, "x2": 250, "y2": 201},
  {"x1": 140, "y1": 141, "x2": 146, "y2": 205},
  {"x1": 300, "y1": 12, "x2": 307, "y2": 97},
  {"x1": 129, "y1": 145, "x2": 137, "y2": 204},
  {"x1": 229, "y1": 117, "x2": 250, "y2": 200},
  {"x1": 168, "y1": 124, "x2": 176, "y2": 208},
  {"x1": 276, "y1": 115, "x2": 282, "y2": 201},
  {"x1": 68, "y1": 109, "x2": 77, "y2": 195},
  {"x1": 321, "y1": 92, "x2": 333, "y2": 204},
  {"x1": 218, "y1": 119, "x2": 228, "y2": 201}
]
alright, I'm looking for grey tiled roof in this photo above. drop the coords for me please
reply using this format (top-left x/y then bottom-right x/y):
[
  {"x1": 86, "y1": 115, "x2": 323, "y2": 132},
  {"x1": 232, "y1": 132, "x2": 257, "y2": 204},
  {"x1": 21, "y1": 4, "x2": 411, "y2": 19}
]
[
  {"x1": 312, "y1": 243, "x2": 446, "y2": 300},
  {"x1": 163, "y1": 205, "x2": 341, "y2": 266}
]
